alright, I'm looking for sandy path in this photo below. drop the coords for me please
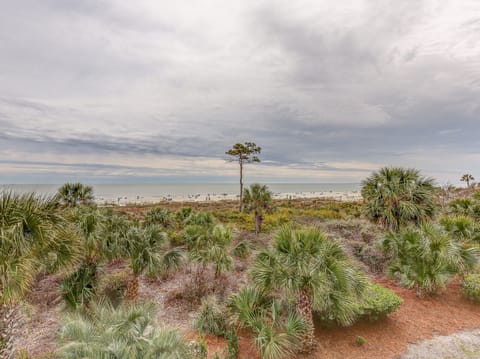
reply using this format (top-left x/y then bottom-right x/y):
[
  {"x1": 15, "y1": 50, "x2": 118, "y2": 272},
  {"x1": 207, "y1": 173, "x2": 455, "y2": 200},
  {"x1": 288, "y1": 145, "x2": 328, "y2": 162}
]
[{"x1": 401, "y1": 329, "x2": 480, "y2": 359}]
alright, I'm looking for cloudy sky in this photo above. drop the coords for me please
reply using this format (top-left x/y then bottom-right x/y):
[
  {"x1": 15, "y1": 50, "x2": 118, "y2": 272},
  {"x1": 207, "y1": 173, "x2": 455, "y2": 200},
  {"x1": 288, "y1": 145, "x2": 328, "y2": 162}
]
[{"x1": 1, "y1": 0, "x2": 479, "y2": 184}]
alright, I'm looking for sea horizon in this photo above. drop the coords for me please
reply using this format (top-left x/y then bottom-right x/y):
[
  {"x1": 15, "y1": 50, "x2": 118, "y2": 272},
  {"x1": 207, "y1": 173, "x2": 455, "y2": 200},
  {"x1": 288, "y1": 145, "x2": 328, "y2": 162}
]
[{"x1": 0, "y1": 182, "x2": 362, "y2": 204}]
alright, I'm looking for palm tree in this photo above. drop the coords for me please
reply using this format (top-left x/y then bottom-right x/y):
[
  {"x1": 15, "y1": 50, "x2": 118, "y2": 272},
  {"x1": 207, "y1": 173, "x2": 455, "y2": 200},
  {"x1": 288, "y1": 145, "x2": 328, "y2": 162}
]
[
  {"x1": 125, "y1": 225, "x2": 167, "y2": 301},
  {"x1": 189, "y1": 224, "x2": 234, "y2": 278},
  {"x1": 383, "y1": 224, "x2": 477, "y2": 295},
  {"x1": 228, "y1": 287, "x2": 307, "y2": 359},
  {"x1": 250, "y1": 227, "x2": 366, "y2": 353},
  {"x1": 57, "y1": 182, "x2": 94, "y2": 207},
  {"x1": 461, "y1": 174, "x2": 475, "y2": 188},
  {"x1": 124, "y1": 225, "x2": 184, "y2": 300},
  {"x1": 361, "y1": 167, "x2": 437, "y2": 231},
  {"x1": 440, "y1": 216, "x2": 480, "y2": 242},
  {"x1": 57, "y1": 302, "x2": 192, "y2": 358},
  {"x1": 0, "y1": 192, "x2": 79, "y2": 303},
  {"x1": 0, "y1": 192, "x2": 79, "y2": 355},
  {"x1": 61, "y1": 206, "x2": 105, "y2": 309},
  {"x1": 243, "y1": 184, "x2": 273, "y2": 234}
]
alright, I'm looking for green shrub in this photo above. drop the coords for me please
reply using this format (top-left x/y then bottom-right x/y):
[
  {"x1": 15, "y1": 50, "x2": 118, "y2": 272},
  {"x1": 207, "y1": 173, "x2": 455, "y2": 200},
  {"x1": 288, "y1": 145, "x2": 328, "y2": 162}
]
[
  {"x1": 356, "y1": 336, "x2": 366, "y2": 346},
  {"x1": 463, "y1": 274, "x2": 480, "y2": 302},
  {"x1": 60, "y1": 261, "x2": 98, "y2": 310},
  {"x1": 224, "y1": 328, "x2": 239, "y2": 359},
  {"x1": 99, "y1": 271, "x2": 129, "y2": 307},
  {"x1": 383, "y1": 224, "x2": 477, "y2": 295},
  {"x1": 233, "y1": 239, "x2": 253, "y2": 259},
  {"x1": 358, "y1": 284, "x2": 402, "y2": 321},
  {"x1": 185, "y1": 211, "x2": 215, "y2": 226},
  {"x1": 57, "y1": 302, "x2": 191, "y2": 358},
  {"x1": 176, "y1": 207, "x2": 193, "y2": 222},
  {"x1": 227, "y1": 286, "x2": 272, "y2": 329},
  {"x1": 145, "y1": 207, "x2": 173, "y2": 227},
  {"x1": 195, "y1": 296, "x2": 228, "y2": 337}
]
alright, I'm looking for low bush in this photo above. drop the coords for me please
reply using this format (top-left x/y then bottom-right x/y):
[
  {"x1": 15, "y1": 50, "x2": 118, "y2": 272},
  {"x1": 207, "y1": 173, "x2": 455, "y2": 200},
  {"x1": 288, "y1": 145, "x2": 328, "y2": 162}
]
[
  {"x1": 463, "y1": 274, "x2": 480, "y2": 302},
  {"x1": 224, "y1": 328, "x2": 239, "y2": 359},
  {"x1": 57, "y1": 302, "x2": 192, "y2": 358},
  {"x1": 195, "y1": 296, "x2": 229, "y2": 337},
  {"x1": 60, "y1": 261, "x2": 98, "y2": 310},
  {"x1": 145, "y1": 207, "x2": 174, "y2": 227},
  {"x1": 167, "y1": 267, "x2": 233, "y2": 308},
  {"x1": 233, "y1": 239, "x2": 253, "y2": 259},
  {"x1": 175, "y1": 207, "x2": 193, "y2": 222},
  {"x1": 358, "y1": 284, "x2": 403, "y2": 321},
  {"x1": 383, "y1": 225, "x2": 477, "y2": 295},
  {"x1": 99, "y1": 271, "x2": 129, "y2": 307},
  {"x1": 356, "y1": 336, "x2": 366, "y2": 346}
]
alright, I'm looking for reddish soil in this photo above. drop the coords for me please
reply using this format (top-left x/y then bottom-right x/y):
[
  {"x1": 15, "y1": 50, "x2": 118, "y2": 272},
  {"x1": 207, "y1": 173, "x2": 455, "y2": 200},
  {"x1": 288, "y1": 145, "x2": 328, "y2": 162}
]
[
  {"x1": 312, "y1": 277, "x2": 480, "y2": 359},
  {"x1": 206, "y1": 277, "x2": 480, "y2": 359},
  {"x1": 15, "y1": 270, "x2": 480, "y2": 359}
]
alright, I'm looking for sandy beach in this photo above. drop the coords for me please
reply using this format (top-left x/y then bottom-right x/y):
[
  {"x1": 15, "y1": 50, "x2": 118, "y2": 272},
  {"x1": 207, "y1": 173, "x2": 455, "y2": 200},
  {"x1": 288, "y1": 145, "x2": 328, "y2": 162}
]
[{"x1": 97, "y1": 190, "x2": 362, "y2": 206}]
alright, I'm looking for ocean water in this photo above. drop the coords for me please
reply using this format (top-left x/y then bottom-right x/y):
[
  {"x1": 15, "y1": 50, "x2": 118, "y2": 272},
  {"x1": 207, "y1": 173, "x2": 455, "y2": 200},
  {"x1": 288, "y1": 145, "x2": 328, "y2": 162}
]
[{"x1": 0, "y1": 183, "x2": 361, "y2": 204}]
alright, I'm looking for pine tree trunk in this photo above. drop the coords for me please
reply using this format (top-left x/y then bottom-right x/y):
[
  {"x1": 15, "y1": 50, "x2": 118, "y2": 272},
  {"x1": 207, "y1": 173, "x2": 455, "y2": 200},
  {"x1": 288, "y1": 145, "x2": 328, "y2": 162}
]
[
  {"x1": 126, "y1": 274, "x2": 139, "y2": 301},
  {"x1": 255, "y1": 212, "x2": 262, "y2": 235},
  {"x1": 239, "y1": 160, "x2": 244, "y2": 212},
  {"x1": 296, "y1": 289, "x2": 317, "y2": 353}
]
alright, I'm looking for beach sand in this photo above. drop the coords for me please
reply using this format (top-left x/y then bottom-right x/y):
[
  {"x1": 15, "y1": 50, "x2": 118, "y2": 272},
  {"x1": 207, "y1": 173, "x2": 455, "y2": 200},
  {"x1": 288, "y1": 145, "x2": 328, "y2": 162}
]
[{"x1": 97, "y1": 190, "x2": 362, "y2": 206}]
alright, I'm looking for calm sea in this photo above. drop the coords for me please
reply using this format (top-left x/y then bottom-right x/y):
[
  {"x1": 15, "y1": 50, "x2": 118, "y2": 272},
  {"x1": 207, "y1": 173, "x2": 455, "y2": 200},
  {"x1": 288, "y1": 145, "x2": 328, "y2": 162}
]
[{"x1": 0, "y1": 183, "x2": 361, "y2": 203}]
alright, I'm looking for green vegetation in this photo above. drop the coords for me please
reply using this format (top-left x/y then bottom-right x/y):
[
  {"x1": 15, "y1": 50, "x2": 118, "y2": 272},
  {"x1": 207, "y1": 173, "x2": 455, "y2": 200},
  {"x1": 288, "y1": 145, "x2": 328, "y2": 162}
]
[
  {"x1": 0, "y1": 192, "x2": 79, "y2": 304},
  {"x1": 57, "y1": 302, "x2": 191, "y2": 358},
  {"x1": 463, "y1": 274, "x2": 480, "y2": 302},
  {"x1": 226, "y1": 142, "x2": 261, "y2": 211},
  {"x1": 57, "y1": 182, "x2": 94, "y2": 208},
  {"x1": 361, "y1": 167, "x2": 436, "y2": 231},
  {"x1": 195, "y1": 296, "x2": 228, "y2": 337},
  {"x1": 4, "y1": 173, "x2": 480, "y2": 358},
  {"x1": 356, "y1": 336, "x2": 366, "y2": 346},
  {"x1": 243, "y1": 183, "x2": 273, "y2": 234},
  {"x1": 358, "y1": 283, "x2": 403, "y2": 321},
  {"x1": 461, "y1": 174, "x2": 475, "y2": 188},
  {"x1": 251, "y1": 227, "x2": 367, "y2": 352},
  {"x1": 383, "y1": 224, "x2": 477, "y2": 295}
]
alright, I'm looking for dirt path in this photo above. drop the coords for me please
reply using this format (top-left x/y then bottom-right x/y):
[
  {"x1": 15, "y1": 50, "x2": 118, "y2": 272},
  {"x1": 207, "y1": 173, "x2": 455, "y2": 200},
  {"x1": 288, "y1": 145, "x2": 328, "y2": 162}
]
[
  {"x1": 401, "y1": 329, "x2": 480, "y2": 359},
  {"x1": 311, "y1": 277, "x2": 480, "y2": 359}
]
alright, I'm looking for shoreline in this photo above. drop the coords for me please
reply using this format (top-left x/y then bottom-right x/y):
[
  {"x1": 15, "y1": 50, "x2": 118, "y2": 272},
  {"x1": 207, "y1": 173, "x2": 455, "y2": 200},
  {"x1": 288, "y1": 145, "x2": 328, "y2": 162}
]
[{"x1": 98, "y1": 190, "x2": 362, "y2": 206}]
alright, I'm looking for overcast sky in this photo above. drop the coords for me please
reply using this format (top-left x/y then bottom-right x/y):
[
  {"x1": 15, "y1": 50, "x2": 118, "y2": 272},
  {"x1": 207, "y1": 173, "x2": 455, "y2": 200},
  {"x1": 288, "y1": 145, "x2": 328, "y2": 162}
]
[{"x1": 1, "y1": 0, "x2": 479, "y2": 184}]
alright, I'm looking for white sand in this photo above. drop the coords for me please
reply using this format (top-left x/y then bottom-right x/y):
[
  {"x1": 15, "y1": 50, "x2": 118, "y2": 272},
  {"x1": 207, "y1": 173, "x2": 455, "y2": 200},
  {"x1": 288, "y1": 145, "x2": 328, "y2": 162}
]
[{"x1": 97, "y1": 190, "x2": 362, "y2": 206}]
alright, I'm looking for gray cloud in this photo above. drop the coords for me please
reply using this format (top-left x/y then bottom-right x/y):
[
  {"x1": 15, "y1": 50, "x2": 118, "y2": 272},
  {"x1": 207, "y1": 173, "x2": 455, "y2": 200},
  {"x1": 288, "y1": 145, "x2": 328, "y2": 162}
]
[{"x1": 1, "y1": 0, "x2": 479, "y2": 184}]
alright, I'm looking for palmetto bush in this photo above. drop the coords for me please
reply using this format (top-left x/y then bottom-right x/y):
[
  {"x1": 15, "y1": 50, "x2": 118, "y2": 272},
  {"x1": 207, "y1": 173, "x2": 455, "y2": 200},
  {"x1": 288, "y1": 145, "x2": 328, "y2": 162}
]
[
  {"x1": 243, "y1": 183, "x2": 273, "y2": 234},
  {"x1": 250, "y1": 227, "x2": 367, "y2": 352},
  {"x1": 99, "y1": 209, "x2": 132, "y2": 260},
  {"x1": 0, "y1": 192, "x2": 80, "y2": 357},
  {"x1": 383, "y1": 224, "x2": 478, "y2": 295},
  {"x1": 145, "y1": 208, "x2": 174, "y2": 228},
  {"x1": 228, "y1": 287, "x2": 307, "y2": 359},
  {"x1": 227, "y1": 286, "x2": 273, "y2": 330},
  {"x1": 195, "y1": 296, "x2": 229, "y2": 337},
  {"x1": 125, "y1": 225, "x2": 185, "y2": 300},
  {"x1": 57, "y1": 302, "x2": 191, "y2": 359},
  {"x1": 361, "y1": 167, "x2": 437, "y2": 231},
  {"x1": 233, "y1": 239, "x2": 254, "y2": 259},
  {"x1": 57, "y1": 182, "x2": 94, "y2": 208},
  {"x1": 61, "y1": 261, "x2": 99, "y2": 310},
  {"x1": 0, "y1": 192, "x2": 80, "y2": 303},
  {"x1": 187, "y1": 224, "x2": 234, "y2": 278},
  {"x1": 463, "y1": 273, "x2": 480, "y2": 302},
  {"x1": 440, "y1": 215, "x2": 480, "y2": 242},
  {"x1": 448, "y1": 196, "x2": 480, "y2": 220}
]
